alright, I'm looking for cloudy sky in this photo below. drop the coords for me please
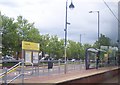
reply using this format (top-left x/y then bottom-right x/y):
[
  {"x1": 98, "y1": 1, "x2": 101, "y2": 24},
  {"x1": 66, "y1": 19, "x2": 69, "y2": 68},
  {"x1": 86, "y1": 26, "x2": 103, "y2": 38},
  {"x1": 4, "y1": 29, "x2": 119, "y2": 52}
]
[{"x1": 0, "y1": 0, "x2": 119, "y2": 44}]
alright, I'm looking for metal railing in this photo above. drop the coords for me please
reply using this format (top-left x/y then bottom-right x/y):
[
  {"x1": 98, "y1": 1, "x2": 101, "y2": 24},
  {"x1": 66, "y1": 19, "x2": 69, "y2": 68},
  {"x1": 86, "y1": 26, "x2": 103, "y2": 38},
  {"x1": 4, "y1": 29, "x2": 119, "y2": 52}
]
[
  {"x1": 0, "y1": 59, "x2": 117, "y2": 84},
  {"x1": 0, "y1": 60, "x2": 24, "y2": 85},
  {"x1": 37, "y1": 60, "x2": 86, "y2": 76}
]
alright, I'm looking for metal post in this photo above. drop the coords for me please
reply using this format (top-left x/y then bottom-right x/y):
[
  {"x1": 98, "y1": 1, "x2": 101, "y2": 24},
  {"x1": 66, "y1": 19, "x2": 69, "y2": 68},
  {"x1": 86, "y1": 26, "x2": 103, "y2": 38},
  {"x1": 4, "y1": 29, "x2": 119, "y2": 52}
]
[
  {"x1": 3, "y1": 67, "x2": 7, "y2": 85},
  {"x1": 80, "y1": 34, "x2": 81, "y2": 60},
  {"x1": 89, "y1": 11, "x2": 100, "y2": 69},
  {"x1": 64, "y1": 0, "x2": 68, "y2": 74},
  {"x1": 74, "y1": 61, "x2": 75, "y2": 70},
  {"x1": 21, "y1": 58, "x2": 24, "y2": 84},
  {"x1": 64, "y1": 0, "x2": 74, "y2": 73},
  {"x1": 31, "y1": 63, "x2": 33, "y2": 75},
  {"x1": 80, "y1": 34, "x2": 82, "y2": 47},
  {"x1": 38, "y1": 63, "x2": 39, "y2": 76},
  {"x1": 43, "y1": 62, "x2": 44, "y2": 74},
  {"x1": 52, "y1": 62, "x2": 54, "y2": 73},
  {"x1": 79, "y1": 60, "x2": 81, "y2": 70},
  {"x1": 96, "y1": 11, "x2": 100, "y2": 69},
  {"x1": 98, "y1": 11, "x2": 100, "y2": 44},
  {"x1": 58, "y1": 60, "x2": 60, "y2": 74}
]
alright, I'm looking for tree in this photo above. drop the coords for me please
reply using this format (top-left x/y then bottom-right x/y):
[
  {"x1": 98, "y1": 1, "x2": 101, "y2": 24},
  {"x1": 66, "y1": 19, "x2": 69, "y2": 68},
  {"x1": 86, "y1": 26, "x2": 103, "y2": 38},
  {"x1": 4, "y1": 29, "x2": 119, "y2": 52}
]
[
  {"x1": 2, "y1": 15, "x2": 40, "y2": 57},
  {"x1": 1, "y1": 13, "x2": 99, "y2": 60},
  {"x1": 67, "y1": 40, "x2": 82, "y2": 60},
  {"x1": 93, "y1": 34, "x2": 111, "y2": 48},
  {"x1": 39, "y1": 34, "x2": 50, "y2": 57},
  {"x1": 2, "y1": 15, "x2": 18, "y2": 55},
  {"x1": 47, "y1": 35, "x2": 64, "y2": 59},
  {"x1": 16, "y1": 16, "x2": 40, "y2": 42}
]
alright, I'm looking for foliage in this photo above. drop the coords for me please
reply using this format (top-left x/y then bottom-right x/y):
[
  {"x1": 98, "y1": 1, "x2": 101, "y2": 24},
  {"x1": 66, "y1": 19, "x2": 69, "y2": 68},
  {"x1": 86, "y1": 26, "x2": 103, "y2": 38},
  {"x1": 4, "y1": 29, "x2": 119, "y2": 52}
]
[
  {"x1": 93, "y1": 34, "x2": 111, "y2": 48},
  {"x1": 2, "y1": 15, "x2": 40, "y2": 56},
  {"x1": 1, "y1": 13, "x2": 113, "y2": 60}
]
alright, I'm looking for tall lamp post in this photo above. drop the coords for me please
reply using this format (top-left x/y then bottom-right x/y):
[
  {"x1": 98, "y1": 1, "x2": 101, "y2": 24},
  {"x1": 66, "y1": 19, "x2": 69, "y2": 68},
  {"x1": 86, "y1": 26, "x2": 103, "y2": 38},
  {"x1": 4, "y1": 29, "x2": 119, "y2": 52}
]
[
  {"x1": 89, "y1": 11, "x2": 100, "y2": 69},
  {"x1": 89, "y1": 11, "x2": 100, "y2": 45},
  {"x1": 64, "y1": 0, "x2": 75, "y2": 74}
]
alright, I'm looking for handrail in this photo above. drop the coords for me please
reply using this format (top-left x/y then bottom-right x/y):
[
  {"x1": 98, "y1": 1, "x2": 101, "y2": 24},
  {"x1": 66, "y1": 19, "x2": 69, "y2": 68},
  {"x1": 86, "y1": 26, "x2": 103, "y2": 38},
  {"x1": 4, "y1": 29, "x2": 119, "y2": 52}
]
[
  {"x1": 0, "y1": 60, "x2": 24, "y2": 84},
  {"x1": 7, "y1": 62, "x2": 21, "y2": 72},
  {"x1": 0, "y1": 62, "x2": 21, "y2": 78},
  {"x1": 8, "y1": 74, "x2": 21, "y2": 84}
]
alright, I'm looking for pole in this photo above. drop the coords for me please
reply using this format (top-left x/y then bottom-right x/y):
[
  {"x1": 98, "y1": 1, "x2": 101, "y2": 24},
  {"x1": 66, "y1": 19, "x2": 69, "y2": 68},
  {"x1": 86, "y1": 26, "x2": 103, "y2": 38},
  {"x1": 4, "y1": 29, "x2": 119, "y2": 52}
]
[
  {"x1": 80, "y1": 34, "x2": 81, "y2": 44},
  {"x1": 3, "y1": 67, "x2": 7, "y2": 85},
  {"x1": 96, "y1": 11, "x2": 100, "y2": 69},
  {"x1": 79, "y1": 34, "x2": 81, "y2": 59},
  {"x1": 64, "y1": 0, "x2": 68, "y2": 74},
  {"x1": 21, "y1": 50, "x2": 24, "y2": 84},
  {"x1": 98, "y1": 11, "x2": 100, "y2": 45}
]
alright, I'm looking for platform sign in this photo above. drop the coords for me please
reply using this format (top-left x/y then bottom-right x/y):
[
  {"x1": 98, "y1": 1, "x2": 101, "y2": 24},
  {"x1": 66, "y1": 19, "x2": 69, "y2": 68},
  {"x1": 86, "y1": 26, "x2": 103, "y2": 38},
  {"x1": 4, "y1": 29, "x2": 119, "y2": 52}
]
[
  {"x1": 22, "y1": 41, "x2": 39, "y2": 51},
  {"x1": 22, "y1": 41, "x2": 40, "y2": 64},
  {"x1": 25, "y1": 51, "x2": 32, "y2": 63},
  {"x1": 33, "y1": 52, "x2": 39, "y2": 64}
]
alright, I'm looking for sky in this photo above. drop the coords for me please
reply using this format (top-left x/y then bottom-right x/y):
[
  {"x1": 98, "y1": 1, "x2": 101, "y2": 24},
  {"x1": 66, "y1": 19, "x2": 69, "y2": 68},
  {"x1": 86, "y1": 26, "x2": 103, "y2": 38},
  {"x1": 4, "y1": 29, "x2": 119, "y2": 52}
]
[{"x1": 0, "y1": 0, "x2": 119, "y2": 44}]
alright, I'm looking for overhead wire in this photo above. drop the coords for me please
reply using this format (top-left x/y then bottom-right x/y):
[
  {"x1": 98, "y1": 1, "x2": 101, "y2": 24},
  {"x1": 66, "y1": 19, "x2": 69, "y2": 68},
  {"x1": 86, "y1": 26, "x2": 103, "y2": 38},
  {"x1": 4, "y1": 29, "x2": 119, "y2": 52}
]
[{"x1": 103, "y1": 0, "x2": 120, "y2": 24}]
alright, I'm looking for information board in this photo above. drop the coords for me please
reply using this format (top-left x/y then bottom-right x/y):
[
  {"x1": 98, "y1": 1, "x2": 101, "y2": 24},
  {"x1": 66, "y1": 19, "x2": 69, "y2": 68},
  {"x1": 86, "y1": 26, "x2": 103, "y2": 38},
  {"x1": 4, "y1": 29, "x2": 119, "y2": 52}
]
[
  {"x1": 33, "y1": 52, "x2": 39, "y2": 64},
  {"x1": 22, "y1": 41, "x2": 39, "y2": 51},
  {"x1": 25, "y1": 51, "x2": 32, "y2": 63}
]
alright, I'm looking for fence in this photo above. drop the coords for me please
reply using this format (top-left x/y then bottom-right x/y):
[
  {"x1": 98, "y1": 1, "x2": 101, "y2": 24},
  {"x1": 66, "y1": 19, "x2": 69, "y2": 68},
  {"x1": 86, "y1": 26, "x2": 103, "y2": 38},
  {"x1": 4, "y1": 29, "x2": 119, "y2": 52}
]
[
  {"x1": 0, "y1": 60, "x2": 24, "y2": 85},
  {"x1": 0, "y1": 59, "x2": 118, "y2": 84}
]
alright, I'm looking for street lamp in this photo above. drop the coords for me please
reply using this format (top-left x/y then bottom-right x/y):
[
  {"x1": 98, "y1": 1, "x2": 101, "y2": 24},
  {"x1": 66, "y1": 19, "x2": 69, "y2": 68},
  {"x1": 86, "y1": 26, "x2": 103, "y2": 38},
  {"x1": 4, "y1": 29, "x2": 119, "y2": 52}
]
[
  {"x1": 64, "y1": 0, "x2": 75, "y2": 74},
  {"x1": 89, "y1": 11, "x2": 100, "y2": 69},
  {"x1": 89, "y1": 11, "x2": 100, "y2": 44}
]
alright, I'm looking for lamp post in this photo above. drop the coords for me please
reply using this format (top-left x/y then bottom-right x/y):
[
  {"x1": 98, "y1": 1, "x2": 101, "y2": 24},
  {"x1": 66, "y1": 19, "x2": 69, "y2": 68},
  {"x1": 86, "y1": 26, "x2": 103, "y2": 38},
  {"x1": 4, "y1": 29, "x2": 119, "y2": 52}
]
[
  {"x1": 64, "y1": 0, "x2": 75, "y2": 74},
  {"x1": 89, "y1": 11, "x2": 100, "y2": 44},
  {"x1": 89, "y1": 11, "x2": 100, "y2": 69}
]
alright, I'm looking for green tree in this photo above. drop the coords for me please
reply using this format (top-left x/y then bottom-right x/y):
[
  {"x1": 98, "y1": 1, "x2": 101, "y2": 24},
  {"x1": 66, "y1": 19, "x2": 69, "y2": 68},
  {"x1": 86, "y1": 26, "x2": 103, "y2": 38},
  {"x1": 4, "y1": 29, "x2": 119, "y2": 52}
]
[
  {"x1": 16, "y1": 16, "x2": 40, "y2": 42},
  {"x1": 39, "y1": 34, "x2": 50, "y2": 56},
  {"x1": 2, "y1": 15, "x2": 40, "y2": 56},
  {"x1": 2, "y1": 15, "x2": 18, "y2": 55},
  {"x1": 67, "y1": 40, "x2": 81, "y2": 60},
  {"x1": 47, "y1": 35, "x2": 64, "y2": 59},
  {"x1": 93, "y1": 34, "x2": 111, "y2": 48}
]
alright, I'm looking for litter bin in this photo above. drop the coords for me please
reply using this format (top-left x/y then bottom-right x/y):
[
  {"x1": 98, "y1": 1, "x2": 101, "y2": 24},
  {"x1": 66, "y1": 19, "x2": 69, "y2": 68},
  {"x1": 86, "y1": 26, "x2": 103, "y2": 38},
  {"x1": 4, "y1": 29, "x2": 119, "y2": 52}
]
[{"x1": 48, "y1": 61, "x2": 53, "y2": 69}]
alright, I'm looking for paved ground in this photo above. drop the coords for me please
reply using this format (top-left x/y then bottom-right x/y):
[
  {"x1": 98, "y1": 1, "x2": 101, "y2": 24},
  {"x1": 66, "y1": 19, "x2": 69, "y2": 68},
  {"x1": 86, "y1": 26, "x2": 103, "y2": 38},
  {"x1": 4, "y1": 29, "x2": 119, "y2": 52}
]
[{"x1": 12, "y1": 66, "x2": 119, "y2": 83}]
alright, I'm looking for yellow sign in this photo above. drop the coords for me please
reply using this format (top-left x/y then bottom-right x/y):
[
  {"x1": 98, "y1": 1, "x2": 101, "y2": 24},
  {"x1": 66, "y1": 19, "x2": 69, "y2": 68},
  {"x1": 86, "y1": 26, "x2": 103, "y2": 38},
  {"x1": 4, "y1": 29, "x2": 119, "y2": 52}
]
[{"x1": 22, "y1": 41, "x2": 39, "y2": 51}]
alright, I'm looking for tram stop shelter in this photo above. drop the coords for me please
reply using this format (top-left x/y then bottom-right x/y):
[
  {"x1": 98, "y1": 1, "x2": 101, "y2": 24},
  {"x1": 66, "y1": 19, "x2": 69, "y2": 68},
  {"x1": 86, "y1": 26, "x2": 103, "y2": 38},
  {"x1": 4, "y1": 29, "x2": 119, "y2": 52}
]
[{"x1": 85, "y1": 48, "x2": 106, "y2": 70}]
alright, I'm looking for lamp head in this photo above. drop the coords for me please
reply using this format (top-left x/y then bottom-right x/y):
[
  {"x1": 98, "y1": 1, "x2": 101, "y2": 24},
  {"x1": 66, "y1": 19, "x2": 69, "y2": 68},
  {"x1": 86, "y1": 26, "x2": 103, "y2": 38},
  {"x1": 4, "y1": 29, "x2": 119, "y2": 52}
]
[
  {"x1": 69, "y1": 1, "x2": 75, "y2": 9},
  {"x1": 89, "y1": 11, "x2": 93, "y2": 13}
]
